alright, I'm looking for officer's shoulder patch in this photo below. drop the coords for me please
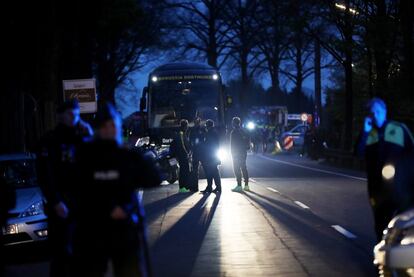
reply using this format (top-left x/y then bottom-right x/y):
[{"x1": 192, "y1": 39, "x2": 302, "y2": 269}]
[{"x1": 385, "y1": 122, "x2": 404, "y2": 147}]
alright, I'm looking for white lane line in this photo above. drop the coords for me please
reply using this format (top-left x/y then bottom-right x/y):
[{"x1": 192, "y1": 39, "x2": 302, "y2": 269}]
[
  {"x1": 259, "y1": 155, "x2": 367, "y2": 182},
  {"x1": 266, "y1": 187, "x2": 279, "y2": 193},
  {"x1": 294, "y1": 201, "x2": 310, "y2": 209},
  {"x1": 331, "y1": 225, "x2": 357, "y2": 239}
]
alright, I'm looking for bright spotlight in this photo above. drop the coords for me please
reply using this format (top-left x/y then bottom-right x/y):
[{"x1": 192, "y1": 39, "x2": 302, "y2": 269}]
[
  {"x1": 212, "y1": 74, "x2": 219, "y2": 80},
  {"x1": 151, "y1": 76, "x2": 158, "y2": 82},
  {"x1": 246, "y1": 121, "x2": 255, "y2": 130},
  {"x1": 382, "y1": 164, "x2": 395, "y2": 180},
  {"x1": 216, "y1": 147, "x2": 230, "y2": 163}
]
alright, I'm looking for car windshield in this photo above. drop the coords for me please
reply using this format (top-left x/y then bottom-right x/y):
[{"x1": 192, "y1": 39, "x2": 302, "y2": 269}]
[
  {"x1": 149, "y1": 79, "x2": 221, "y2": 128},
  {"x1": 0, "y1": 159, "x2": 37, "y2": 188}
]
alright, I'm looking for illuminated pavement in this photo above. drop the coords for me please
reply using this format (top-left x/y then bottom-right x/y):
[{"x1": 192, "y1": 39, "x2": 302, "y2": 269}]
[
  {"x1": 144, "y1": 153, "x2": 377, "y2": 277},
  {"x1": 4, "y1": 153, "x2": 377, "y2": 276}
]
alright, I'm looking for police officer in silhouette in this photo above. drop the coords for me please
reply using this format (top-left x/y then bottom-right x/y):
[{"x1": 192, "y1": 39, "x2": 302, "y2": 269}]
[{"x1": 73, "y1": 103, "x2": 161, "y2": 277}]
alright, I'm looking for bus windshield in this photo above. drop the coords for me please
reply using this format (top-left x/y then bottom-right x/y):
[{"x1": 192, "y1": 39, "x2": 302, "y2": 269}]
[{"x1": 149, "y1": 79, "x2": 221, "y2": 128}]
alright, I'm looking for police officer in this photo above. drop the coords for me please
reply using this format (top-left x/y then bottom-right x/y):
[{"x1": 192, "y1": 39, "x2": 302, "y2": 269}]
[
  {"x1": 72, "y1": 103, "x2": 161, "y2": 277},
  {"x1": 231, "y1": 117, "x2": 250, "y2": 192},
  {"x1": 189, "y1": 117, "x2": 206, "y2": 191},
  {"x1": 356, "y1": 97, "x2": 414, "y2": 241},
  {"x1": 201, "y1": 119, "x2": 221, "y2": 193},
  {"x1": 172, "y1": 119, "x2": 191, "y2": 193},
  {"x1": 36, "y1": 99, "x2": 92, "y2": 277}
]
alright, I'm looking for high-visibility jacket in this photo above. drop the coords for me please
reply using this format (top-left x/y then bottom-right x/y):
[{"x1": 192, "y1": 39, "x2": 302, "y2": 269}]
[{"x1": 356, "y1": 121, "x2": 414, "y2": 207}]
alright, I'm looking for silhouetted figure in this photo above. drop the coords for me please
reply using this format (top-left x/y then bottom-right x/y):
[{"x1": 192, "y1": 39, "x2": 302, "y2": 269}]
[
  {"x1": 231, "y1": 117, "x2": 250, "y2": 192},
  {"x1": 72, "y1": 103, "x2": 161, "y2": 277},
  {"x1": 356, "y1": 98, "x2": 414, "y2": 241},
  {"x1": 201, "y1": 119, "x2": 221, "y2": 193},
  {"x1": 171, "y1": 119, "x2": 192, "y2": 193},
  {"x1": 36, "y1": 99, "x2": 92, "y2": 277},
  {"x1": 189, "y1": 117, "x2": 206, "y2": 191}
]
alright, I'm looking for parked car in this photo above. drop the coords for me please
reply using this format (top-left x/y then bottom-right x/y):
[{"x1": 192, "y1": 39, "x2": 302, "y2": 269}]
[
  {"x1": 281, "y1": 124, "x2": 309, "y2": 147},
  {"x1": 374, "y1": 209, "x2": 414, "y2": 277},
  {"x1": 1, "y1": 153, "x2": 48, "y2": 246}
]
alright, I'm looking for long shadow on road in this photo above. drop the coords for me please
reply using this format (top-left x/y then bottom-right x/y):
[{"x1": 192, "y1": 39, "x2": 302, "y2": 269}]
[
  {"x1": 150, "y1": 193, "x2": 221, "y2": 277},
  {"x1": 243, "y1": 191, "x2": 377, "y2": 277},
  {"x1": 144, "y1": 192, "x2": 192, "y2": 224}
]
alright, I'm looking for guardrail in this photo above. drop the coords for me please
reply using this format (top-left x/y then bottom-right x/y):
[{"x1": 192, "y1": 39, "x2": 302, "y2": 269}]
[{"x1": 323, "y1": 148, "x2": 365, "y2": 170}]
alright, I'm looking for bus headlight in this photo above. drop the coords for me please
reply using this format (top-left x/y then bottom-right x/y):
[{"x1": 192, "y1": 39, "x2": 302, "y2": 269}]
[
  {"x1": 216, "y1": 147, "x2": 230, "y2": 163},
  {"x1": 151, "y1": 76, "x2": 158, "y2": 82},
  {"x1": 212, "y1": 74, "x2": 219, "y2": 80}
]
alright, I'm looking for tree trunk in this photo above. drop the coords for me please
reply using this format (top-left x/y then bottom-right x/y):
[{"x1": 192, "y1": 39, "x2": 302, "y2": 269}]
[
  {"x1": 400, "y1": 0, "x2": 414, "y2": 100},
  {"x1": 344, "y1": 0, "x2": 354, "y2": 150},
  {"x1": 314, "y1": 39, "x2": 322, "y2": 125},
  {"x1": 295, "y1": 36, "x2": 303, "y2": 113},
  {"x1": 373, "y1": 0, "x2": 389, "y2": 98},
  {"x1": 207, "y1": 10, "x2": 218, "y2": 68}
]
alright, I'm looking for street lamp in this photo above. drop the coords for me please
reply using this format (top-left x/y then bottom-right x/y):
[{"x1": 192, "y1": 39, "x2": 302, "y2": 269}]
[{"x1": 335, "y1": 3, "x2": 359, "y2": 15}]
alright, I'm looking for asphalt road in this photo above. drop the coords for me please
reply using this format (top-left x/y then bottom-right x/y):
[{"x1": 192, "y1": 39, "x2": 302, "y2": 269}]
[{"x1": 3, "y1": 152, "x2": 378, "y2": 277}]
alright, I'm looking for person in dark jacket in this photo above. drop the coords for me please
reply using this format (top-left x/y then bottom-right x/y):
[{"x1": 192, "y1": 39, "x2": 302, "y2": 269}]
[
  {"x1": 172, "y1": 119, "x2": 192, "y2": 193},
  {"x1": 230, "y1": 117, "x2": 250, "y2": 192},
  {"x1": 200, "y1": 119, "x2": 221, "y2": 193},
  {"x1": 355, "y1": 97, "x2": 414, "y2": 241},
  {"x1": 72, "y1": 103, "x2": 161, "y2": 277},
  {"x1": 35, "y1": 99, "x2": 92, "y2": 277},
  {"x1": 189, "y1": 117, "x2": 206, "y2": 191}
]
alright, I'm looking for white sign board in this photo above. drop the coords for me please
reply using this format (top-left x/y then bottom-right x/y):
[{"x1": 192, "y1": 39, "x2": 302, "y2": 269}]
[
  {"x1": 287, "y1": 114, "x2": 301, "y2": 120},
  {"x1": 63, "y1": 79, "x2": 97, "y2": 113}
]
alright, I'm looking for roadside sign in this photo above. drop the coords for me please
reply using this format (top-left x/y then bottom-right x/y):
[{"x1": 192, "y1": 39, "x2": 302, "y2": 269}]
[
  {"x1": 287, "y1": 114, "x2": 301, "y2": 120},
  {"x1": 300, "y1": 113, "x2": 308, "y2": 122},
  {"x1": 63, "y1": 79, "x2": 97, "y2": 113}
]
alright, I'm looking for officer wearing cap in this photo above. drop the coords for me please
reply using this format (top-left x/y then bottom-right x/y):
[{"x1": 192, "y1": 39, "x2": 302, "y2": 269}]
[
  {"x1": 72, "y1": 103, "x2": 161, "y2": 277},
  {"x1": 36, "y1": 99, "x2": 92, "y2": 277},
  {"x1": 356, "y1": 97, "x2": 414, "y2": 241}
]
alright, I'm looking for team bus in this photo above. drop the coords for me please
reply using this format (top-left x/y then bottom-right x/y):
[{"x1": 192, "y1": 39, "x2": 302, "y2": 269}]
[{"x1": 139, "y1": 62, "x2": 228, "y2": 145}]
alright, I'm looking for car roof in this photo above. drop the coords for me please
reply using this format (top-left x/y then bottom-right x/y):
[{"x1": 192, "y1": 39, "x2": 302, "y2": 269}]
[{"x1": 0, "y1": 153, "x2": 36, "y2": 162}]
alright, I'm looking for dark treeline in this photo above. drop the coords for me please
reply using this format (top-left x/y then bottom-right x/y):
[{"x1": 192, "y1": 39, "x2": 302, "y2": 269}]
[{"x1": 1, "y1": 0, "x2": 413, "y2": 152}]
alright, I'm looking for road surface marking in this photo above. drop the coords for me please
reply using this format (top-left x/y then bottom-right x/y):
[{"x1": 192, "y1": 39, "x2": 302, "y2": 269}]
[
  {"x1": 259, "y1": 155, "x2": 367, "y2": 181},
  {"x1": 266, "y1": 187, "x2": 279, "y2": 193},
  {"x1": 331, "y1": 225, "x2": 357, "y2": 239},
  {"x1": 294, "y1": 201, "x2": 310, "y2": 209}
]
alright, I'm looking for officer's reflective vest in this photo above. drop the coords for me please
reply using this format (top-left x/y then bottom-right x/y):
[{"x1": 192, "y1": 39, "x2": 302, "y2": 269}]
[{"x1": 366, "y1": 121, "x2": 414, "y2": 147}]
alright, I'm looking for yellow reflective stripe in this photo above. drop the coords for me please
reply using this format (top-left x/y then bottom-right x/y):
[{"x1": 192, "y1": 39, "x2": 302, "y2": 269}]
[
  {"x1": 385, "y1": 123, "x2": 404, "y2": 147},
  {"x1": 366, "y1": 129, "x2": 379, "y2": 145}
]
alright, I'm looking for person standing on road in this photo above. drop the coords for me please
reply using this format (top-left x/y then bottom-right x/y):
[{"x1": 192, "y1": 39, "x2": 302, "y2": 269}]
[
  {"x1": 171, "y1": 119, "x2": 192, "y2": 193},
  {"x1": 231, "y1": 117, "x2": 250, "y2": 192},
  {"x1": 189, "y1": 117, "x2": 206, "y2": 191},
  {"x1": 35, "y1": 99, "x2": 92, "y2": 277},
  {"x1": 72, "y1": 103, "x2": 161, "y2": 277},
  {"x1": 356, "y1": 97, "x2": 414, "y2": 241},
  {"x1": 201, "y1": 119, "x2": 222, "y2": 193}
]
